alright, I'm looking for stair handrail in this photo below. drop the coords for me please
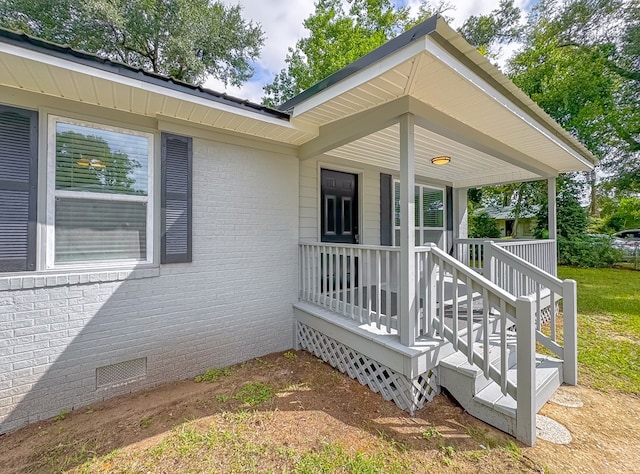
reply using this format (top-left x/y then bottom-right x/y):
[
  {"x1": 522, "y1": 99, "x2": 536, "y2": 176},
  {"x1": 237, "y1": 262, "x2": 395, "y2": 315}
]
[
  {"x1": 486, "y1": 242, "x2": 577, "y2": 386},
  {"x1": 426, "y1": 244, "x2": 519, "y2": 400},
  {"x1": 487, "y1": 242, "x2": 563, "y2": 295},
  {"x1": 429, "y1": 244, "x2": 542, "y2": 446}
]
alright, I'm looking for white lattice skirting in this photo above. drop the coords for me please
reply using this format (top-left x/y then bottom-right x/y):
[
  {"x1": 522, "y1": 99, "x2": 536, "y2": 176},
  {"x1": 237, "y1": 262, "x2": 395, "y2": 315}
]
[{"x1": 296, "y1": 322, "x2": 439, "y2": 414}]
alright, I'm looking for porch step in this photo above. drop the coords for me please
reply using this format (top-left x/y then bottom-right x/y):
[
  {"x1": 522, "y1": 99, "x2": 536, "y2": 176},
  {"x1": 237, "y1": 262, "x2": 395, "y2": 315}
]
[{"x1": 438, "y1": 346, "x2": 563, "y2": 437}]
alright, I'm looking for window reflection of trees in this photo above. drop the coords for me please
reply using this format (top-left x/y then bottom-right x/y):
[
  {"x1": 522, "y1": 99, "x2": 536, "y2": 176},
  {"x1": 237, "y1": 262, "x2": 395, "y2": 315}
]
[{"x1": 55, "y1": 129, "x2": 144, "y2": 195}]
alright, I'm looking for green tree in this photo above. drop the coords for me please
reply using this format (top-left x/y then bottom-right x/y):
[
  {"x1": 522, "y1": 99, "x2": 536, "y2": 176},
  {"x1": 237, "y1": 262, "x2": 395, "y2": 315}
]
[
  {"x1": 458, "y1": 0, "x2": 523, "y2": 58},
  {"x1": 600, "y1": 196, "x2": 640, "y2": 231},
  {"x1": 468, "y1": 211, "x2": 501, "y2": 239},
  {"x1": 262, "y1": 0, "x2": 455, "y2": 107},
  {"x1": 509, "y1": 0, "x2": 640, "y2": 197},
  {"x1": 56, "y1": 131, "x2": 142, "y2": 194},
  {"x1": 0, "y1": 0, "x2": 264, "y2": 86}
]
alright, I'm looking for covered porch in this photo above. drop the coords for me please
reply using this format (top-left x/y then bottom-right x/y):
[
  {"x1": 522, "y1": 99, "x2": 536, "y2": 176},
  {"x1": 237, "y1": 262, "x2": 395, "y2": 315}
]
[{"x1": 286, "y1": 16, "x2": 595, "y2": 445}]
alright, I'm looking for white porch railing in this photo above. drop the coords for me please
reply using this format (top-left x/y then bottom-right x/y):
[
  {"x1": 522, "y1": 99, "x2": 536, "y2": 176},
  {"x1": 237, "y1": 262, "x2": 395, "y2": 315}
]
[
  {"x1": 299, "y1": 242, "x2": 400, "y2": 332},
  {"x1": 455, "y1": 238, "x2": 556, "y2": 278},
  {"x1": 299, "y1": 241, "x2": 577, "y2": 446}
]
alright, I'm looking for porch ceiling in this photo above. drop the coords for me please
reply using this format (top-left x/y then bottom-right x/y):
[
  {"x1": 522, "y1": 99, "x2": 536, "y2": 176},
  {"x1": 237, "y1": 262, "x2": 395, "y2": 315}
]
[
  {"x1": 327, "y1": 123, "x2": 539, "y2": 188},
  {"x1": 285, "y1": 16, "x2": 597, "y2": 187}
]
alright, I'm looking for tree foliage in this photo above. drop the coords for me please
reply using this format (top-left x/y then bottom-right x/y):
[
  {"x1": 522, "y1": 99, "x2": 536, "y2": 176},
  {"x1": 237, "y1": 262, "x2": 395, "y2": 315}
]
[
  {"x1": 262, "y1": 0, "x2": 452, "y2": 107},
  {"x1": 508, "y1": 0, "x2": 640, "y2": 196},
  {"x1": 458, "y1": 0, "x2": 523, "y2": 58},
  {"x1": 0, "y1": 0, "x2": 265, "y2": 86}
]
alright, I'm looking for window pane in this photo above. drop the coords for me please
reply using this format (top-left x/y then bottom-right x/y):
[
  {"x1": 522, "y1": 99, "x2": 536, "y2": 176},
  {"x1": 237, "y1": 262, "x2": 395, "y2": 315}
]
[
  {"x1": 423, "y1": 188, "x2": 444, "y2": 228},
  {"x1": 325, "y1": 196, "x2": 336, "y2": 234},
  {"x1": 415, "y1": 185, "x2": 420, "y2": 226},
  {"x1": 423, "y1": 230, "x2": 444, "y2": 247},
  {"x1": 56, "y1": 122, "x2": 148, "y2": 195},
  {"x1": 55, "y1": 198, "x2": 147, "y2": 262},
  {"x1": 342, "y1": 198, "x2": 352, "y2": 234},
  {"x1": 394, "y1": 182, "x2": 400, "y2": 227}
]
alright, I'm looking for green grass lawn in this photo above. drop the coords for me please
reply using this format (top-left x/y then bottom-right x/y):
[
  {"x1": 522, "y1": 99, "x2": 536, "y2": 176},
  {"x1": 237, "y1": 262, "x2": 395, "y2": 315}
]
[{"x1": 558, "y1": 266, "x2": 640, "y2": 394}]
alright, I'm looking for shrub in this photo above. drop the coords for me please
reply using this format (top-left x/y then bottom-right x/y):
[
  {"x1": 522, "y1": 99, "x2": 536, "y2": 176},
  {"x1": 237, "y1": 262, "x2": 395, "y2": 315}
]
[
  {"x1": 557, "y1": 236, "x2": 622, "y2": 268},
  {"x1": 469, "y1": 211, "x2": 501, "y2": 238}
]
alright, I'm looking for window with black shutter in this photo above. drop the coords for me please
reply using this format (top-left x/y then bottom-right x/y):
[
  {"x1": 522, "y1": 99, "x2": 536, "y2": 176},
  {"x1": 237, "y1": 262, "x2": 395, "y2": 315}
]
[
  {"x1": 0, "y1": 106, "x2": 38, "y2": 272},
  {"x1": 161, "y1": 133, "x2": 192, "y2": 264}
]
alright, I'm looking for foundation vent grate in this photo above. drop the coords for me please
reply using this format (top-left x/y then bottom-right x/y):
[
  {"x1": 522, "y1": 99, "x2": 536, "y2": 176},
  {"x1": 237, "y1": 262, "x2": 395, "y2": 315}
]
[{"x1": 96, "y1": 357, "x2": 147, "y2": 389}]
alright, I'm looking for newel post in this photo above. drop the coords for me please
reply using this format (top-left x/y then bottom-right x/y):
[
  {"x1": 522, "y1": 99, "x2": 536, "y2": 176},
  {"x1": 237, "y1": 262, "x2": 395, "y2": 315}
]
[
  {"x1": 562, "y1": 279, "x2": 578, "y2": 385},
  {"x1": 399, "y1": 113, "x2": 416, "y2": 347},
  {"x1": 516, "y1": 295, "x2": 536, "y2": 446}
]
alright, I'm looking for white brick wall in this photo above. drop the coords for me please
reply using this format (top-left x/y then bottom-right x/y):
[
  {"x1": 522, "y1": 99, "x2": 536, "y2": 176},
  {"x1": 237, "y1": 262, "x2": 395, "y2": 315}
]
[{"x1": 0, "y1": 137, "x2": 299, "y2": 433}]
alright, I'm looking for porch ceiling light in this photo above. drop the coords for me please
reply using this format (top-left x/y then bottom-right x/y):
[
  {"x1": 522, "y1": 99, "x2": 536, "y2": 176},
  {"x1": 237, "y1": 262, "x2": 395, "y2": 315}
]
[{"x1": 431, "y1": 155, "x2": 451, "y2": 165}]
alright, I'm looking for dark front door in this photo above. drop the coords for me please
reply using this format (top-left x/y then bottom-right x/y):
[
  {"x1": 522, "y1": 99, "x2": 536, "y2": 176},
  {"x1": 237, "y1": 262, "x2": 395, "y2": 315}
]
[{"x1": 321, "y1": 169, "x2": 358, "y2": 243}]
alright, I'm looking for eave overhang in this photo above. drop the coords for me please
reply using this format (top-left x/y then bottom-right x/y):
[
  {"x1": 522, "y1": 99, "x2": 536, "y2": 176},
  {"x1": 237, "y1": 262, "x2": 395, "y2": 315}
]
[{"x1": 281, "y1": 15, "x2": 597, "y2": 188}]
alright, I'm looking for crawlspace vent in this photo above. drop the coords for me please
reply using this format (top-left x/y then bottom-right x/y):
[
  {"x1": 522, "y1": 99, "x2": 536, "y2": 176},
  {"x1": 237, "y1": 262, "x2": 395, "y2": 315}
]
[{"x1": 96, "y1": 357, "x2": 147, "y2": 389}]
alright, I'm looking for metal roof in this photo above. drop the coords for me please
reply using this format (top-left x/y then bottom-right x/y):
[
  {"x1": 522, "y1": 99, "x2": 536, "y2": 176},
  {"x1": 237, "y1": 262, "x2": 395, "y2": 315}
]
[{"x1": 0, "y1": 28, "x2": 289, "y2": 121}]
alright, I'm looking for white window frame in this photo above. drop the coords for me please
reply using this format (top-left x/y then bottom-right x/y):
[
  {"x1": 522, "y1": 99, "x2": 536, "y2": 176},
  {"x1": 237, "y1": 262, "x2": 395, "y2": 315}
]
[
  {"x1": 393, "y1": 180, "x2": 446, "y2": 248},
  {"x1": 45, "y1": 115, "x2": 155, "y2": 269}
]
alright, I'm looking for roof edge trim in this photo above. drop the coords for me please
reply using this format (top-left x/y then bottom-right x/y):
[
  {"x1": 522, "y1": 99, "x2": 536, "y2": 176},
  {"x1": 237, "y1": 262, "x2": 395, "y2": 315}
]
[
  {"x1": 0, "y1": 28, "x2": 290, "y2": 121},
  {"x1": 278, "y1": 15, "x2": 439, "y2": 111}
]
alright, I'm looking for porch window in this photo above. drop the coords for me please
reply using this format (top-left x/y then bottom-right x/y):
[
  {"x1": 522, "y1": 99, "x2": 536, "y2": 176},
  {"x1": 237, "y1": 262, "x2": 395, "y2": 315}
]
[
  {"x1": 48, "y1": 117, "x2": 153, "y2": 266},
  {"x1": 393, "y1": 181, "x2": 445, "y2": 247}
]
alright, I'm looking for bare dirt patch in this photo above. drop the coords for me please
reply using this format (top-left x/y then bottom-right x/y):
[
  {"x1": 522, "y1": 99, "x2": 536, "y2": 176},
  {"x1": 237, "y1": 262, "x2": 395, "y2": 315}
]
[{"x1": 1, "y1": 351, "x2": 639, "y2": 473}]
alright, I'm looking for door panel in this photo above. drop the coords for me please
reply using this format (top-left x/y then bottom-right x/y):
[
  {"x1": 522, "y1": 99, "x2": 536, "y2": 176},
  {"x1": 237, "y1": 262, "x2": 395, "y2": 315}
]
[{"x1": 321, "y1": 169, "x2": 358, "y2": 243}]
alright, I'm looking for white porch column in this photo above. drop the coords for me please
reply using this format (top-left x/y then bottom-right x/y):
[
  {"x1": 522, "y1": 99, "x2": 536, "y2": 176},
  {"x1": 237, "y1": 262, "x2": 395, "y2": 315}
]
[
  {"x1": 547, "y1": 177, "x2": 558, "y2": 276},
  {"x1": 453, "y1": 188, "x2": 468, "y2": 258},
  {"x1": 399, "y1": 113, "x2": 416, "y2": 346}
]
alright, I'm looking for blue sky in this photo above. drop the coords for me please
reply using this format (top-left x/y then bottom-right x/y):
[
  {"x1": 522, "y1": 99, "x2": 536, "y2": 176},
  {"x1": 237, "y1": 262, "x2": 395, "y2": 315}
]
[{"x1": 206, "y1": 1, "x2": 536, "y2": 103}]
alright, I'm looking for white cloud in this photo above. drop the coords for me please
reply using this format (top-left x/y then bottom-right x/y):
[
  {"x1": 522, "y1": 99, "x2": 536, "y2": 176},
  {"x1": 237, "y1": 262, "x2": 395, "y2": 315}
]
[{"x1": 205, "y1": 0, "x2": 533, "y2": 103}]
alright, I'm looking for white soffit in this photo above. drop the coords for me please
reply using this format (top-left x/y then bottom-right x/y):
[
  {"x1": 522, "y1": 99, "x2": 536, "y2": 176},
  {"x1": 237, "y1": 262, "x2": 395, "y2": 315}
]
[
  {"x1": 0, "y1": 43, "x2": 317, "y2": 145},
  {"x1": 326, "y1": 123, "x2": 540, "y2": 188},
  {"x1": 288, "y1": 19, "x2": 595, "y2": 175}
]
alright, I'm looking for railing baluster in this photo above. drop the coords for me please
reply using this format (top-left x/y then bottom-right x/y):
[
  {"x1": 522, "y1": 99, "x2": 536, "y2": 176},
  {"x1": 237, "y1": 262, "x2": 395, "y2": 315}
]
[
  {"x1": 340, "y1": 248, "x2": 346, "y2": 316},
  {"x1": 357, "y1": 248, "x2": 363, "y2": 323},
  {"x1": 437, "y1": 258, "x2": 445, "y2": 335},
  {"x1": 312, "y1": 245, "x2": 322, "y2": 304},
  {"x1": 415, "y1": 252, "x2": 421, "y2": 335},
  {"x1": 427, "y1": 251, "x2": 436, "y2": 337},
  {"x1": 376, "y1": 250, "x2": 382, "y2": 329},
  {"x1": 349, "y1": 247, "x2": 355, "y2": 319},
  {"x1": 536, "y1": 282, "x2": 542, "y2": 331},
  {"x1": 366, "y1": 249, "x2": 372, "y2": 324},
  {"x1": 385, "y1": 250, "x2": 391, "y2": 332},
  {"x1": 500, "y1": 299, "x2": 508, "y2": 395},
  {"x1": 550, "y1": 292, "x2": 557, "y2": 341},
  {"x1": 482, "y1": 288, "x2": 490, "y2": 379},
  {"x1": 328, "y1": 246, "x2": 334, "y2": 311},
  {"x1": 467, "y1": 277, "x2": 474, "y2": 365},
  {"x1": 421, "y1": 251, "x2": 428, "y2": 336},
  {"x1": 452, "y1": 267, "x2": 459, "y2": 350}
]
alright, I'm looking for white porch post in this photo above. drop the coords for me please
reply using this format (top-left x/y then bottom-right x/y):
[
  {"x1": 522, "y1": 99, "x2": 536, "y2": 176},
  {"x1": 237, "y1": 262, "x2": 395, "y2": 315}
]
[
  {"x1": 453, "y1": 188, "x2": 468, "y2": 259},
  {"x1": 547, "y1": 177, "x2": 558, "y2": 276},
  {"x1": 399, "y1": 113, "x2": 416, "y2": 346}
]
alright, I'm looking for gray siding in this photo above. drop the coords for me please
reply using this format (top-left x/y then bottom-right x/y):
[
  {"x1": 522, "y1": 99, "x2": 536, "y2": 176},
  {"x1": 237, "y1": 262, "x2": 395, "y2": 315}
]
[
  {"x1": 0, "y1": 136, "x2": 299, "y2": 433},
  {"x1": 299, "y1": 156, "x2": 382, "y2": 245}
]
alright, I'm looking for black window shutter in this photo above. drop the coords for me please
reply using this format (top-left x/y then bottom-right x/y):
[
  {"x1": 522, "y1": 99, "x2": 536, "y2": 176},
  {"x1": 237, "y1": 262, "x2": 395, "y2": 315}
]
[
  {"x1": 0, "y1": 106, "x2": 38, "y2": 272},
  {"x1": 161, "y1": 133, "x2": 192, "y2": 264},
  {"x1": 446, "y1": 186, "x2": 454, "y2": 255},
  {"x1": 380, "y1": 173, "x2": 393, "y2": 246}
]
